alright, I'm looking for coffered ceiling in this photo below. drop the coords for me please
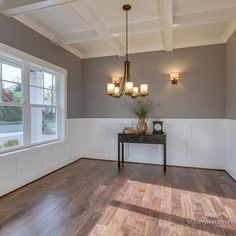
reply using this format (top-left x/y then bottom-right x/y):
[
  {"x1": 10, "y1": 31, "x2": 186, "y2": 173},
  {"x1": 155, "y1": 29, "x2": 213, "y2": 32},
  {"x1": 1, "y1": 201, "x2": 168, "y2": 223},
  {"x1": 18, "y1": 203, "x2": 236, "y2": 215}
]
[{"x1": 1, "y1": 0, "x2": 236, "y2": 58}]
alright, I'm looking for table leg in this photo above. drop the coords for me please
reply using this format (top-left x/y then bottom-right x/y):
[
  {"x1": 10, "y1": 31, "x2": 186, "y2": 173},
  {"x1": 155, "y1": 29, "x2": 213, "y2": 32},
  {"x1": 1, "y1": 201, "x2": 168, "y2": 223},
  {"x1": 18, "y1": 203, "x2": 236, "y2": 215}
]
[
  {"x1": 164, "y1": 143, "x2": 166, "y2": 172},
  {"x1": 122, "y1": 142, "x2": 124, "y2": 165},
  {"x1": 118, "y1": 141, "x2": 120, "y2": 168}
]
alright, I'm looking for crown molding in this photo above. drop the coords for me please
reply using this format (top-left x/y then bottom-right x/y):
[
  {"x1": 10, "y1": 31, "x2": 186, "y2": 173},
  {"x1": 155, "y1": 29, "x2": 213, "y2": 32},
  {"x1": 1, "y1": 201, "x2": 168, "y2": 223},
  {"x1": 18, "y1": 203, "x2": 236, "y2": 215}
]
[
  {"x1": 14, "y1": 15, "x2": 83, "y2": 58},
  {"x1": 222, "y1": 21, "x2": 236, "y2": 43}
]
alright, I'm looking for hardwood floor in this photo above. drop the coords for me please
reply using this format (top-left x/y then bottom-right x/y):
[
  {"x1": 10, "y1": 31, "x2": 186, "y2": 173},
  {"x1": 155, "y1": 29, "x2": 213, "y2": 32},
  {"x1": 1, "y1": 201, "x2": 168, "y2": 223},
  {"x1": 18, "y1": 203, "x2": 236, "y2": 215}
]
[{"x1": 0, "y1": 159, "x2": 236, "y2": 236}]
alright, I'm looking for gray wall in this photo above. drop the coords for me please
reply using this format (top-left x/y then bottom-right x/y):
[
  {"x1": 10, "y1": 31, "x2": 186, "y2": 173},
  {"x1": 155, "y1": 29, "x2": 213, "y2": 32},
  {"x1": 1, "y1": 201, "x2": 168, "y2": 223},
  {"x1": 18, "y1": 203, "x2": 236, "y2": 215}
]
[
  {"x1": 226, "y1": 31, "x2": 236, "y2": 119},
  {"x1": 0, "y1": 13, "x2": 82, "y2": 118},
  {"x1": 82, "y1": 44, "x2": 225, "y2": 118}
]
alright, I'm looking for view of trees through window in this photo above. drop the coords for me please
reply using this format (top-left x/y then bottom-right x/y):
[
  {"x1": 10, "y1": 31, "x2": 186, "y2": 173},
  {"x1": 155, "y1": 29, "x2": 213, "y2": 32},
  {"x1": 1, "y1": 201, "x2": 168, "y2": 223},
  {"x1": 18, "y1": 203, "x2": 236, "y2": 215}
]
[
  {"x1": 0, "y1": 62, "x2": 23, "y2": 150},
  {"x1": 0, "y1": 57, "x2": 60, "y2": 151}
]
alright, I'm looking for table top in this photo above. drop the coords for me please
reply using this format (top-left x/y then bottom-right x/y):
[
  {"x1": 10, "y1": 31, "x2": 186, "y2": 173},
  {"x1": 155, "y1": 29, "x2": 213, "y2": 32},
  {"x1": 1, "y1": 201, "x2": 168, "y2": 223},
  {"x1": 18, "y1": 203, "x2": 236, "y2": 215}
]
[{"x1": 118, "y1": 132, "x2": 166, "y2": 136}]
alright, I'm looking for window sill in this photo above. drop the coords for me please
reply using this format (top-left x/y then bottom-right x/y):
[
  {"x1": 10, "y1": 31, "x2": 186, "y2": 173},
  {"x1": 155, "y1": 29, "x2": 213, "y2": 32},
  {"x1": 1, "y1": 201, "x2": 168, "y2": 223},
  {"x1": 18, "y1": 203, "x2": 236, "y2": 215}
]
[{"x1": 0, "y1": 139, "x2": 65, "y2": 157}]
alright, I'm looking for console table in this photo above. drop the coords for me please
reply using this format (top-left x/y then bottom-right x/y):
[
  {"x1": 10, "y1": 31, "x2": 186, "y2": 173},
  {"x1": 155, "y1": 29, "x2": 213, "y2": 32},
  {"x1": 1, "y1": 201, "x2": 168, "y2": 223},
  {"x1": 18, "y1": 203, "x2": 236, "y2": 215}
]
[{"x1": 118, "y1": 133, "x2": 167, "y2": 172}]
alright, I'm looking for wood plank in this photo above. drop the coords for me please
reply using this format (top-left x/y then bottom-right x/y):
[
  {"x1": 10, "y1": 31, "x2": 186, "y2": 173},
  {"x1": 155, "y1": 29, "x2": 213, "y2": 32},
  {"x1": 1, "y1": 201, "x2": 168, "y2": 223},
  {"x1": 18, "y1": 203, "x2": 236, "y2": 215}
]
[{"x1": 0, "y1": 159, "x2": 236, "y2": 235}]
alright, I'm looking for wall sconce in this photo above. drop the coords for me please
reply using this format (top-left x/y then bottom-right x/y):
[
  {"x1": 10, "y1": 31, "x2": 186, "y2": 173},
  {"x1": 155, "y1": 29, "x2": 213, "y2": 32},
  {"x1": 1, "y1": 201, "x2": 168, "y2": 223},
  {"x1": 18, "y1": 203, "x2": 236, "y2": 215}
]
[{"x1": 170, "y1": 72, "x2": 179, "y2": 85}]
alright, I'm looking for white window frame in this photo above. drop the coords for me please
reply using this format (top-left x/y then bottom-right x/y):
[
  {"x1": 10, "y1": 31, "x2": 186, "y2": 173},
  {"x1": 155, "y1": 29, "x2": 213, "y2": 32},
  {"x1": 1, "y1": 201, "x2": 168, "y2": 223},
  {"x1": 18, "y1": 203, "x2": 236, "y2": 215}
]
[{"x1": 0, "y1": 42, "x2": 67, "y2": 154}]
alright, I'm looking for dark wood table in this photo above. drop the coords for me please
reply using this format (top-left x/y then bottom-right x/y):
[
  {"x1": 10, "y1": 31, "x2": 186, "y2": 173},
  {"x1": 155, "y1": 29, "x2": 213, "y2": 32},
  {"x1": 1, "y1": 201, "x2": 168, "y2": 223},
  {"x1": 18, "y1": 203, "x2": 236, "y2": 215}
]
[{"x1": 118, "y1": 133, "x2": 167, "y2": 172}]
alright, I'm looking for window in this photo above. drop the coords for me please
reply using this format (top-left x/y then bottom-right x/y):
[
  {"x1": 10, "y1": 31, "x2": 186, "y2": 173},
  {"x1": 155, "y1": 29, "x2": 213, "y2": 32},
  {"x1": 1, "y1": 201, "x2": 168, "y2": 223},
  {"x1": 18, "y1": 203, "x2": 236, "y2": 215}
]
[{"x1": 0, "y1": 49, "x2": 66, "y2": 153}]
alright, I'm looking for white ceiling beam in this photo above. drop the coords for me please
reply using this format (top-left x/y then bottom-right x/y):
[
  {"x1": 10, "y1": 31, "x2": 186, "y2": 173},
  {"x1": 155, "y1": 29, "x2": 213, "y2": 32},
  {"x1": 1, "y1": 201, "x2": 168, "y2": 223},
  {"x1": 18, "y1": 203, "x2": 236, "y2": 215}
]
[
  {"x1": 0, "y1": 0, "x2": 77, "y2": 17},
  {"x1": 52, "y1": 19, "x2": 163, "y2": 45},
  {"x1": 157, "y1": 0, "x2": 173, "y2": 51},
  {"x1": 14, "y1": 14, "x2": 84, "y2": 58},
  {"x1": 68, "y1": 0, "x2": 124, "y2": 57}
]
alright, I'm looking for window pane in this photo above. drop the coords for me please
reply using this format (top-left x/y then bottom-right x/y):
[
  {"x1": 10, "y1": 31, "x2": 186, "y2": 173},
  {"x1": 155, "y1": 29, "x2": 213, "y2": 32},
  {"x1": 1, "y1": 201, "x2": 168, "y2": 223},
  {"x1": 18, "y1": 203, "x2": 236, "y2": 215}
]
[
  {"x1": 43, "y1": 89, "x2": 52, "y2": 105},
  {"x1": 30, "y1": 69, "x2": 43, "y2": 87},
  {"x1": 2, "y1": 63, "x2": 21, "y2": 83},
  {"x1": 2, "y1": 81, "x2": 22, "y2": 103},
  {"x1": 52, "y1": 91, "x2": 56, "y2": 105},
  {"x1": 44, "y1": 73, "x2": 53, "y2": 89},
  {"x1": 0, "y1": 106, "x2": 23, "y2": 150},
  {"x1": 31, "y1": 107, "x2": 57, "y2": 143},
  {"x1": 30, "y1": 87, "x2": 53, "y2": 105}
]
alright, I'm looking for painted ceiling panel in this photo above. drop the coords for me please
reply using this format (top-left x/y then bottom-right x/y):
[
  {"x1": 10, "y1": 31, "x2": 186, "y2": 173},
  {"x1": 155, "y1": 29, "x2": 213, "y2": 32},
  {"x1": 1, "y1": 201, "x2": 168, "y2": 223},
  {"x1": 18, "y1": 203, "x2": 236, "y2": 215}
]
[
  {"x1": 174, "y1": 21, "x2": 230, "y2": 47},
  {"x1": 26, "y1": 4, "x2": 92, "y2": 35},
  {"x1": 173, "y1": 0, "x2": 236, "y2": 15},
  {"x1": 90, "y1": 0, "x2": 159, "y2": 26}
]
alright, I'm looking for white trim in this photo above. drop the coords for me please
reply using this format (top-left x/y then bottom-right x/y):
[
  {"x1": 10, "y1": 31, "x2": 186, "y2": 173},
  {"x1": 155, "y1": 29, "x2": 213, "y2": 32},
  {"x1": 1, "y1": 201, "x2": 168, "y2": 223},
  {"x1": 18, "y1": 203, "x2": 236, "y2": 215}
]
[
  {"x1": 61, "y1": 45, "x2": 84, "y2": 59},
  {"x1": 1, "y1": 0, "x2": 76, "y2": 17},
  {"x1": 157, "y1": 0, "x2": 173, "y2": 51},
  {"x1": 23, "y1": 63, "x2": 31, "y2": 146},
  {"x1": 0, "y1": 138, "x2": 63, "y2": 156},
  {"x1": 14, "y1": 15, "x2": 55, "y2": 41},
  {"x1": 0, "y1": 42, "x2": 67, "y2": 75},
  {"x1": 222, "y1": 21, "x2": 236, "y2": 42},
  {"x1": 13, "y1": 15, "x2": 83, "y2": 59},
  {"x1": 68, "y1": 0, "x2": 124, "y2": 57}
]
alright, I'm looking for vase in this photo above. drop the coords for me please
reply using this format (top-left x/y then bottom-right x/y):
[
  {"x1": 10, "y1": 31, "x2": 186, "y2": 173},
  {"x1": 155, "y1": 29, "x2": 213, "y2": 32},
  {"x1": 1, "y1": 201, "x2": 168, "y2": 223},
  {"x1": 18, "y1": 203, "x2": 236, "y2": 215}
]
[{"x1": 137, "y1": 118, "x2": 147, "y2": 135}]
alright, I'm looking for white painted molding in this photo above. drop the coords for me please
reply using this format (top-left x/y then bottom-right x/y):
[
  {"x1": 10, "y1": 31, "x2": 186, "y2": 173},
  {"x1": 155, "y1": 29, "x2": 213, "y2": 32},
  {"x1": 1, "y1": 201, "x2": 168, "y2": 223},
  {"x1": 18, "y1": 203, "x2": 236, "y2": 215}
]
[
  {"x1": 13, "y1": 15, "x2": 83, "y2": 58},
  {"x1": 52, "y1": 19, "x2": 163, "y2": 45},
  {"x1": 174, "y1": 7, "x2": 236, "y2": 30},
  {"x1": 222, "y1": 21, "x2": 236, "y2": 42},
  {"x1": 14, "y1": 14, "x2": 55, "y2": 40},
  {"x1": 0, "y1": 0, "x2": 76, "y2": 17},
  {"x1": 78, "y1": 118, "x2": 226, "y2": 170},
  {"x1": 225, "y1": 119, "x2": 236, "y2": 180},
  {"x1": 0, "y1": 41, "x2": 67, "y2": 75},
  {"x1": 68, "y1": 0, "x2": 124, "y2": 57},
  {"x1": 174, "y1": 38, "x2": 225, "y2": 50},
  {"x1": 157, "y1": 0, "x2": 173, "y2": 51}
]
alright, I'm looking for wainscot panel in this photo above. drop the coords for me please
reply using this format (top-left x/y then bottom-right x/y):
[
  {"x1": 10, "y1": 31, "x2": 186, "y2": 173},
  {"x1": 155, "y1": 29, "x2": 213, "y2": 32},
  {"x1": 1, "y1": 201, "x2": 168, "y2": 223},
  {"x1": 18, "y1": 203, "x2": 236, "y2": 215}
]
[
  {"x1": 0, "y1": 119, "x2": 81, "y2": 197},
  {"x1": 225, "y1": 119, "x2": 236, "y2": 180},
  {"x1": 79, "y1": 118, "x2": 226, "y2": 169}
]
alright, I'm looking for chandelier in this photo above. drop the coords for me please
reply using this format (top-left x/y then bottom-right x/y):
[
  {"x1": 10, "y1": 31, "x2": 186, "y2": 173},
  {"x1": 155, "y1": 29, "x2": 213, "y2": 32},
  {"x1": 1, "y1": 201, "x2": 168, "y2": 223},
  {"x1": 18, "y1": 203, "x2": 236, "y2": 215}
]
[{"x1": 106, "y1": 4, "x2": 149, "y2": 98}]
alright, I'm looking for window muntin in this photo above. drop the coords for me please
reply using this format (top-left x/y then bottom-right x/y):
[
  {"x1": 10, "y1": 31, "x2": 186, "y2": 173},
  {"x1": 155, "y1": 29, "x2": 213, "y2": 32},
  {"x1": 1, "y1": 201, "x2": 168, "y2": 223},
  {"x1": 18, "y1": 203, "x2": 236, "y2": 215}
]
[{"x1": 0, "y1": 54, "x2": 64, "y2": 153}]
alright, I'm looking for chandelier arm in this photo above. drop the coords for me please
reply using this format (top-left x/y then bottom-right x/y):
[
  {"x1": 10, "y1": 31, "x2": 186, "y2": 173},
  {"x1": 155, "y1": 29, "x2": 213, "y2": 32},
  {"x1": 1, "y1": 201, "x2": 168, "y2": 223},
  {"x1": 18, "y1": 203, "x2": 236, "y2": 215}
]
[
  {"x1": 114, "y1": 77, "x2": 125, "y2": 98},
  {"x1": 113, "y1": 61, "x2": 127, "y2": 97}
]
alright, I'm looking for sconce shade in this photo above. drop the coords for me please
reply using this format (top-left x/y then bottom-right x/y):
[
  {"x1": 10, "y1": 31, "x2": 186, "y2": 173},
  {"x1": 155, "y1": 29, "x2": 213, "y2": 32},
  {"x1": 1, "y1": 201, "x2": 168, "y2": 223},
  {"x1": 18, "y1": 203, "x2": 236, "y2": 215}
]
[
  {"x1": 170, "y1": 72, "x2": 179, "y2": 85},
  {"x1": 140, "y1": 84, "x2": 148, "y2": 96}
]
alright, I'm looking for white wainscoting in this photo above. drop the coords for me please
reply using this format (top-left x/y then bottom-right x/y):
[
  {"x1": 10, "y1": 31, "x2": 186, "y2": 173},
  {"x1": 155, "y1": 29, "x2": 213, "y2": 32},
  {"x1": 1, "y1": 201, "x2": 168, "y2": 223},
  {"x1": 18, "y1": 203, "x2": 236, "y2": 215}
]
[
  {"x1": 79, "y1": 118, "x2": 226, "y2": 169},
  {"x1": 1, "y1": 118, "x2": 234, "y2": 197},
  {"x1": 225, "y1": 119, "x2": 236, "y2": 180},
  {"x1": 0, "y1": 118, "x2": 81, "y2": 197}
]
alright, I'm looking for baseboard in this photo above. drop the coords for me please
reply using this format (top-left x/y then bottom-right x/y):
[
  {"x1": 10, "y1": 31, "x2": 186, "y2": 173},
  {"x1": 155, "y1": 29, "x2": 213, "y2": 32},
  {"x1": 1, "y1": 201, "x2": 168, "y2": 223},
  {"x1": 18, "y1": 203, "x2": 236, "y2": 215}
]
[
  {"x1": 225, "y1": 167, "x2": 236, "y2": 181},
  {"x1": 80, "y1": 157, "x2": 225, "y2": 171}
]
